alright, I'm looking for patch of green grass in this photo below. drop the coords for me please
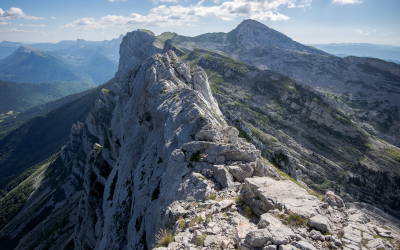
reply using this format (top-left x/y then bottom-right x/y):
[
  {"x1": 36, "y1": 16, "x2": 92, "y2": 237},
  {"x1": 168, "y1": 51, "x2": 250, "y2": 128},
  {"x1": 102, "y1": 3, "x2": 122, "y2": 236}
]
[
  {"x1": 178, "y1": 218, "x2": 185, "y2": 229},
  {"x1": 95, "y1": 144, "x2": 103, "y2": 155},
  {"x1": 155, "y1": 229, "x2": 175, "y2": 247},
  {"x1": 236, "y1": 126, "x2": 251, "y2": 142},
  {"x1": 194, "y1": 233, "x2": 208, "y2": 246},
  {"x1": 282, "y1": 212, "x2": 308, "y2": 227},
  {"x1": 188, "y1": 216, "x2": 204, "y2": 227},
  {"x1": 243, "y1": 205, "x2": 255, "y2": 217},
  {"x1": 190, "y1": 151, "x2": 202, "y2": 162},
  {"x1": 206, "y1": 193, "x2": 216, "y2": 200},
  {"x1": 234, "y1": 196, "x2": 243, "y2": 205}
]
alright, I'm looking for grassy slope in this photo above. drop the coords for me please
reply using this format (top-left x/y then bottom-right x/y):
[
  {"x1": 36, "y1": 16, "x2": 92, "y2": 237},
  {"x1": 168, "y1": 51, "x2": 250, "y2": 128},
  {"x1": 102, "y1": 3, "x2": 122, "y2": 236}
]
[
  {"x1": 0, "y1": 86, "x2": 97, "y2": 139},
  {"x1": 0, "y1": 82, "x2": 104, "y2": 190},
  {"x1": 0, "y1": 80, "x2": 94, "y2": 114}
]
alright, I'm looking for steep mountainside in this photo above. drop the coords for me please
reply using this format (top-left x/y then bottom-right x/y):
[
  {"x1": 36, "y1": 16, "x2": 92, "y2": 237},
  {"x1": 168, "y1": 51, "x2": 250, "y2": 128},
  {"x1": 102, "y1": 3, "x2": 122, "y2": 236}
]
[
  {"x1": 1, "y1": 38, "x2": 398, "y2": 250},
  {"x1": 181, "y1": 48, "x2": 400, "y2": 219},
  {"x1": 0, "y1": 46, "x2": 93, "y2": 84},
  {"x1": 0, "y1": 82, "x2": 109, "y2": 193},
  {"x1": 0, "y1": 30, "x2": 399, "y2": 250},
  {"x1": 162, "y1": 19, "x2": 400, "y2": 147},
  {"x1": 0, "y1": 80, "x2": 93, "y2": 118}
]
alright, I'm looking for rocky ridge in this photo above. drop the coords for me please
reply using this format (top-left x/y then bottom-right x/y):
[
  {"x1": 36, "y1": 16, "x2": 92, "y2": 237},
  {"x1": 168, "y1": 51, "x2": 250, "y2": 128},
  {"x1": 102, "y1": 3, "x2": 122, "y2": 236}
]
[
  {"x1": 59, "y1": 38, "x2": 400, "y2": 249},
  {"x1": 162, "y1": 19, "x2": 400, "y2": 147},
  {"x1": 1, "y1": 29, "x2": 399, "y2": 250}
]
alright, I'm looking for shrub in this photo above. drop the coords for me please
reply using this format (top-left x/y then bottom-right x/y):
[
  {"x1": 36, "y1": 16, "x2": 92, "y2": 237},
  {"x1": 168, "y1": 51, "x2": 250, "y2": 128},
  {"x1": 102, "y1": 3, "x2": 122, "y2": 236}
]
[
  {"x1": 244, "y1": 205, "x2": 255, "y2": 217},
  {"x1": 194, "y1": 233, "x2": 208, "y2": 246},
  {"x1": 234, "y1": 196, "x2": 243, "y2": 205},
  {"x1": 190, "y1": 151, "x2": 202, "y2": 162},
  {"x1": 155, "y1": 229, "x2": 174, "y2": 247},
  {"x1": 282, "y1": 212, "x2": 308, "y2": 227},
  {"x1": 206, "y1": 193, "x2": 216, "y2": 200},
  {"x1": 178, "y1": 218, "x2": 185, "y2": 229}
]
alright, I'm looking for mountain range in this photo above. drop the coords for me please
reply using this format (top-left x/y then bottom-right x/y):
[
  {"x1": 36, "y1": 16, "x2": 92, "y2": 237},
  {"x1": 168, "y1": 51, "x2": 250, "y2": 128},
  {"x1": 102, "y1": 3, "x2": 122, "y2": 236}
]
[{"x1": 0, "y1": 20, "x2": 399, "y2": 250}]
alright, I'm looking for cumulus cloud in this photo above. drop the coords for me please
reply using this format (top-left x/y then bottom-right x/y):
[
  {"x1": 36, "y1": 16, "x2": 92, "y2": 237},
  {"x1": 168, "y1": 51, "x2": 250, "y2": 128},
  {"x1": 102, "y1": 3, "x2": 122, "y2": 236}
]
[
  {"x1": 19, "y1": 24, "x2": 45, "y2": 27},
  {"x1": 0, "y1": 7, "x2": 45, "y2": 21},
  {"x1": 372, "y1": 29, "x2": 376, "y2": 32},
  {"x1": 288, "y1": 0, "x2": 312, "y2": 8},
  {"x1": 250, "y1": 11, "x2": 290, "y2": 21},
  {"x1": 364, "y1": 32, "x2": 369, "y2": 35},
  {"x1": 51, "y1": 16, "x2": 57, "y2": 19},
  {"x1": 108, "y1": 0, "x2": 128, "y2": 2},
  {"x1": 0, "y1": 21, "x2": 11, "y2": 25},
  {"x1": 61, "y1": 0, "x2": 294, "y2": 29},
  {"x1": 331, "y1": 0, "x2": 362, "y2": 4},
  {"x1": 0, "y1": 28, "x2": 55, "y2": 34},
  {"x1": 355, "y1": 29, "x2": 363, "y2": 35}
]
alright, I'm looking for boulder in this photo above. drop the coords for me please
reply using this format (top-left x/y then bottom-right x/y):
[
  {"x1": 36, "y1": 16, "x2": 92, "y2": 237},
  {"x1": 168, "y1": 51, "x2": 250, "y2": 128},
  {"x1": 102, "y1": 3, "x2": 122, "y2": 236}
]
[
  {"x1": 245, "y1": 229, "x2": 271, "y2": 247},
  {"x1": 324, "y1": 191, "x2": 344, "y2": 208},
  {"x1": 212, "y1": 165, "x2": 235, "y2": 188},
  {"x1": 308, "y1": 214, "x2": 332, "y2": 232},
  {"x1": 258, "y1": 213, "x2": 282, "y2": 229},
  {"x1": 228, "y1": 163, "x2": 254, "y2": 182}
]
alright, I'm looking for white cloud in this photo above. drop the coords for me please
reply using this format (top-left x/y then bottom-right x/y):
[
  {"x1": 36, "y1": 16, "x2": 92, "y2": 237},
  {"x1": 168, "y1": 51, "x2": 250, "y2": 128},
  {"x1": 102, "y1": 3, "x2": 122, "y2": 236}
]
[
  {"x1": 0, "y1": 7, "x2": 45, "y2": 21},
  {"x1": 372, "y1": 29, "x2": 376, "y2": 32},
  {"x1": 151, "y1": 0, "x2": 178, "y2": 4},
  {"x1": 108, "y1": 0, "x2": 128, "y2": 2},
  {"x1": 0, "y1": 21, "x2": 11, "y2": 25},
  {"x1": 51, "y1": 16, "x2": 57, "y2": 20},
  {"x1": 62, "y1": 0, "x2": 294, "y2": 29},
  {"x1": 287, "y1": 0, "x2": 311, "y2": 8},
  {"x1": 331, "y1": 0, "x2": 362, "y2": 4},
  {"x1": 250, "y1": 11, "x2": 290, "y2": 21},
  {"x1": 0, "y1": 28, "x2": 55, "y2": 34},
  {"x1": 355, "y1": 29, "x2": 363, "y2": 35},
  {"x1": 364, "y1": 32, "x2": 369, "y2": 35},
  {"x1": 383, "y1": 32, "x2": 394, "y2": 36},
  {"x1": 19, "y1": 24, "x2": 45, "y2": 27}
]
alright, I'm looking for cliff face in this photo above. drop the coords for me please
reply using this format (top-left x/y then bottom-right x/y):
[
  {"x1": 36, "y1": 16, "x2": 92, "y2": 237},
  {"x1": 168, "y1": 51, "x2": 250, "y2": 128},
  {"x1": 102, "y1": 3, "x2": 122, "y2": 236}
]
[
  {"x1": 2, "y1": 29, "x2": 400, "y2": 250},
  {"x1": 167, "y1": 20, "x2": 400, "y2": 147},
  {"x1": 56, "y1": 36, "x2": 399, "y2": 249}
]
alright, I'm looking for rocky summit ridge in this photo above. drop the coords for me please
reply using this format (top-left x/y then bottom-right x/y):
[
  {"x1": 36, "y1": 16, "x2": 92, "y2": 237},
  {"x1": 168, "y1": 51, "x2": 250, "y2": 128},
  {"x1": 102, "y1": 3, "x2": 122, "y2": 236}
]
[
  {"x1": 66, "y1": 38, "x2": 399, "y2": 249},
  {"x1": 0, "y1": 29, "x2": 399, "y2": 250}
]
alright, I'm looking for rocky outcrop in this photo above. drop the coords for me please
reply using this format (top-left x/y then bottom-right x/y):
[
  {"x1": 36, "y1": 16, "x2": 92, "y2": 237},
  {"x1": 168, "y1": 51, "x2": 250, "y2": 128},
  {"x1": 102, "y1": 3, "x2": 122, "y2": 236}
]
[{"x1": 60, "y1": 37, "x2": 399, "y2": 250}]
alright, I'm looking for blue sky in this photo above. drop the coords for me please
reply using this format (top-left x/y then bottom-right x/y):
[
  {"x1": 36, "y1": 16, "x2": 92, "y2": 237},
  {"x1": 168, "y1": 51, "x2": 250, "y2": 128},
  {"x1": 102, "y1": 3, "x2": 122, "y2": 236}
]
[{"x1": 0, "y1": 0, "x2": 399, "y2": 45}]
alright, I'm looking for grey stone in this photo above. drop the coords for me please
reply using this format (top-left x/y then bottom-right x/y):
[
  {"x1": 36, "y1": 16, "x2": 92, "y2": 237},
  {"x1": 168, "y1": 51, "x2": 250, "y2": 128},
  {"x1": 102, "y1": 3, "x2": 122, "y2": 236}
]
[
  {"x1": 291, "y1": 240, "x2": 317, "y2": 250},
  {"x1": 258, "y1": 213, "x2": 282, "y2": 229},
  {"x1": 245, "y1": 229, "x2": 272, "y2": 247},
  {"x1": 212, "y1": 165, "x2": 234, "y2": 188},
  {"x1": 308, "y1": 214, "x2": 332, "y2": 232},
  {"x1": 324, "y1": 191, "x2": 344, "y2": 208}
]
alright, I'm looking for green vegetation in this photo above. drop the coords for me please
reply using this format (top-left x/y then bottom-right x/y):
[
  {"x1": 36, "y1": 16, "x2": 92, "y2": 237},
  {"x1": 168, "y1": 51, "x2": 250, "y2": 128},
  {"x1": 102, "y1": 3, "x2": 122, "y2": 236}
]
[
  {"x1": 188, "y1": 216, "x2": 203, "y2": 227},
  {"x1": 190, "y1": 151, "x2": 202, "y2": 162},
  {"x1": 155, "y1": 229, "x2": 175, "y2": 247},
  {"x1": 0, "y1": 80, "x2": 93, "y2": 116},
  {"x1": 178, "y1": 218, "x2": 185, "y2": 229},
  {"x1": 0, "y1": 47, "x2": 94, "y2": 84},
  {"x1": 236, "y1": 126, "x2": 251, "y2": 142},
  {"x1": 243, "y1": 204, "x2": 255, "y2": 217},
  {"x1": 206, "y1": 193, "x2": 216, "y2": 200},
  {"x1": 194, "y1": 233, "x2": 208, "y2": 246},
  {"x1": 234, "y1": 196, "x2": 244, "y2": 205},
  {"x1": 0, "y1": 82, "x2": 104, "y2": 190},
  {"x1": 95, "y1": 144, "x2": 103, "y2": 155},
  {"x1": 280, "y1": 212, "x2": 308, "y2": 227},
  {"x1": 0, "y1": 154, "x2": 62, "y2": 230}
]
